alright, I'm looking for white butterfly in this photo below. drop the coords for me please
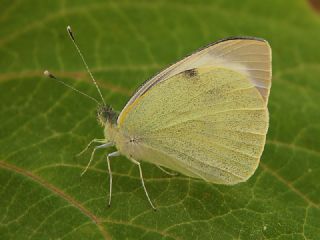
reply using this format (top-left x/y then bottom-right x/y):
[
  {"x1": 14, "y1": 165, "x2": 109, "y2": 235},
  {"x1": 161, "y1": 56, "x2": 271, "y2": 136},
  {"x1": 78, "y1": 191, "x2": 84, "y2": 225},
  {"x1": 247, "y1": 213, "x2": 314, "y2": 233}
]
[{"x1": 45, "y1": 26, "x2": 271, "y2": 210}]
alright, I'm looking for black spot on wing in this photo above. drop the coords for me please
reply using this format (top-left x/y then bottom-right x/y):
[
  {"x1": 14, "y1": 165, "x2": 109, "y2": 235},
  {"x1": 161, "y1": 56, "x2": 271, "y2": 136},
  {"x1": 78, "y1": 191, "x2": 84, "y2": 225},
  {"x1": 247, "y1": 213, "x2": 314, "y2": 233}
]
[{"x1": 183, "y1": 68, "x2": 198, "y2": 78}]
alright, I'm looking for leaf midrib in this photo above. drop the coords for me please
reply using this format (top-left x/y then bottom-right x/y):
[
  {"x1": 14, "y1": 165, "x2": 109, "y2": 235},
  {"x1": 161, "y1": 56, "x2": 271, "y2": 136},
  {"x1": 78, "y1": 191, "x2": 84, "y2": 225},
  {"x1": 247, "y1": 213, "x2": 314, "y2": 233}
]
[
  {"x1": 0, "y1": 160, "x2": 112, "y2": 240},
  {"x1": 0, "y1": 159, "x2": 185, "y2": 240}
]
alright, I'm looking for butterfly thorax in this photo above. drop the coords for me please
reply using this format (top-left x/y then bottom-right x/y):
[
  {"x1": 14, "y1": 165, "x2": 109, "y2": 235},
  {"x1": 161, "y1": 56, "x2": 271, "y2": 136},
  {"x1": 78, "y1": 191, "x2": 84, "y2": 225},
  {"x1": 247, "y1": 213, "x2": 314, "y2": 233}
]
[
  {"x1": 98, "y1": 105, "x2": 138, "y2": 157},
  {"x1": 98, "y1": 104, "x2": 122, "y2": 144}
]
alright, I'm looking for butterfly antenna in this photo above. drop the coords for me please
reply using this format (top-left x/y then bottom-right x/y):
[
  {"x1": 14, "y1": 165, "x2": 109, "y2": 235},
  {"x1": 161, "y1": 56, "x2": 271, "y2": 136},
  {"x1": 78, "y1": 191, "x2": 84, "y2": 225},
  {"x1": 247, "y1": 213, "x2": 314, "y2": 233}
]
[
  {"x1": 44, "y1": 70, "x2": 100, "y2": 104},
  {"x1": 67, "y1": 25, "x2": 106, "y2": 105}
]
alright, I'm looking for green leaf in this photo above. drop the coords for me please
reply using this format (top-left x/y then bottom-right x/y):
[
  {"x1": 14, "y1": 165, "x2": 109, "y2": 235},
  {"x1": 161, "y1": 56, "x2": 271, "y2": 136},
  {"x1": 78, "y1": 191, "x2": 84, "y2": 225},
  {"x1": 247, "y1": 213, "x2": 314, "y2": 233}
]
[{"x1": 1, "y1": 0, "x2": 320, "y2": 239}]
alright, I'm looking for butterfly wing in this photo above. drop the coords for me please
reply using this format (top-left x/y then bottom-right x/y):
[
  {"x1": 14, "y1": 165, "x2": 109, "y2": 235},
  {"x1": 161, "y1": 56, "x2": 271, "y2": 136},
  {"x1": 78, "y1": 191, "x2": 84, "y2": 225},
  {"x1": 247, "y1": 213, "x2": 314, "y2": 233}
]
[
  {"x1": 119, "y1": 37, "x2": 271, "y2": 123},
  {"x1": 117, "y1": 38, "x2": 271, "y2": 184}
]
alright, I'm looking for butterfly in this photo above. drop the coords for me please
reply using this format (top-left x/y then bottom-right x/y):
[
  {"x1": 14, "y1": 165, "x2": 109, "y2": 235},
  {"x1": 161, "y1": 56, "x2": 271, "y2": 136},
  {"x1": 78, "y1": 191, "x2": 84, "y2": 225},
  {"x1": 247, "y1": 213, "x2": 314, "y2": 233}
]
[{"x1": 45, "y1": 26, "x2": 271, "y2": 210}]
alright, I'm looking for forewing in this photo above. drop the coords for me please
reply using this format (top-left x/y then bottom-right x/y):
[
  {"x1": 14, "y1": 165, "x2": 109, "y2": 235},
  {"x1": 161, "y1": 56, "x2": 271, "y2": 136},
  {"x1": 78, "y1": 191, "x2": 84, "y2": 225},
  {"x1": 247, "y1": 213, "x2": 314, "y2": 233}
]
[
  {"x1": 118, "y1": 37, "x2": 271, "y2": 125},
  {"x1": 119, "y1": 67, "x2": 269, "y2": 184}
]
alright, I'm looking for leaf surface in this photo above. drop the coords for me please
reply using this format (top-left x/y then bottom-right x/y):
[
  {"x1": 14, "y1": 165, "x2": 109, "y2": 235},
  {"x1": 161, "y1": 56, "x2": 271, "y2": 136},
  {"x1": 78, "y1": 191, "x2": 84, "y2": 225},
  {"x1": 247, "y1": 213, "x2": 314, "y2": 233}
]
[{"x1": 1, "y1": 0, "x2": 320, "y2": 239}]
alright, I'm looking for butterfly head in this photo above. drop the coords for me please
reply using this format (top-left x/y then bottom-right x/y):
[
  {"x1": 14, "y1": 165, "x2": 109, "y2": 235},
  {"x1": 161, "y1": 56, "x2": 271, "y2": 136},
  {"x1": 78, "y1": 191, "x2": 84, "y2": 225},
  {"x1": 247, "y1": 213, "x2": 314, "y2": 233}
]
[{"x1": 97, "y1": 104, "x2": 118, "y2": 126}]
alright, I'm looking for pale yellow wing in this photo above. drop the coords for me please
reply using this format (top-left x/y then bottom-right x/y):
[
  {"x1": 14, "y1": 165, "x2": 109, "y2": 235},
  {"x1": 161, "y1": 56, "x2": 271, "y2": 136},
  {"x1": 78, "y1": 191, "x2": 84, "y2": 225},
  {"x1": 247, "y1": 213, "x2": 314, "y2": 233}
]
[
  {"x1": 118, "y1": 37, "x2": 271, "y2": 122},
  {"x1": 118, "y1": 67, "x2": 269, "y2": 184}
]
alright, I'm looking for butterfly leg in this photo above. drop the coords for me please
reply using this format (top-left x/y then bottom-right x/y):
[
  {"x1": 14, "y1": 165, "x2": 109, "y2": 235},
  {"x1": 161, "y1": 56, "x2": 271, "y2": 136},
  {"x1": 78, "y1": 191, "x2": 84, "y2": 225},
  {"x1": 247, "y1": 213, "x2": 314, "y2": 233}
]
[
  {"x1": 106, "y1": 151, "x2": 120, "y2": 207},
  {"x1": 77, "y1": 138, "x2": 107, "y2": 157},
  {"x1": 156, "y1": 165, "x2": 178, "y2": 176},
  {"x1": 81, "y1": 143, "x2": 113, "y2": 176},
  {"x1": 130, "y1": 158, "x2": 156, "y2": 210}
]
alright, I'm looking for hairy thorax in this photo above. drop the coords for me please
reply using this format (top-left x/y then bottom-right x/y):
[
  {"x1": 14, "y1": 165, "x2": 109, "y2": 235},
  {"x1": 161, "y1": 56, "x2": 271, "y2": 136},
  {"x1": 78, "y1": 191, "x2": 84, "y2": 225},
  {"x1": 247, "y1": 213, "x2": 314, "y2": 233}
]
[{"x1": 104, "y1": 123, "x2": 144, "y2": 160}]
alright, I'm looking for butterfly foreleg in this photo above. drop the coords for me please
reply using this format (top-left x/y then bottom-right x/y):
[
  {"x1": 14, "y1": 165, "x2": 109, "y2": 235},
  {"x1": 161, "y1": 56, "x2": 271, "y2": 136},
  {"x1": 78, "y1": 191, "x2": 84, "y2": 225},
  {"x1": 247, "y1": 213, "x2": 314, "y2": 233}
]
[
  {"x1": 81, "y1": 142, "x2": 113, "y2": 176},
  {"x1": 129, "y1": 158, "x2": 156, "y2": 210},
  {"x1": 77, "y1": 138, "x2": 107, "y2": 157},
  {"x1": 106, "y1": 151, "x2": 120, "y2": 207}
]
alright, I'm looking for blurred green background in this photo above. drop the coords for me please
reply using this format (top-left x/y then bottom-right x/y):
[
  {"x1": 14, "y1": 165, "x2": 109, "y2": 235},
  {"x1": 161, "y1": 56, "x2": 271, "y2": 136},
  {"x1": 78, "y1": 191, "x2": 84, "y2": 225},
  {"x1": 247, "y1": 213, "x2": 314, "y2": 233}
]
[{"x1": 1, "y1": 0, "x2": 320, "y2": 239}]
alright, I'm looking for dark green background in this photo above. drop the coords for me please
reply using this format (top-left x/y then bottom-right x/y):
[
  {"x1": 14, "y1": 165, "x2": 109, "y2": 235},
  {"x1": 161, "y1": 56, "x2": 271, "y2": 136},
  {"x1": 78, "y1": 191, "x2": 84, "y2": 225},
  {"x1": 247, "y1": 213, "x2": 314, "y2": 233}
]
[{"x1": 1, "y1": 0, "x2": 320, "y2": 239}]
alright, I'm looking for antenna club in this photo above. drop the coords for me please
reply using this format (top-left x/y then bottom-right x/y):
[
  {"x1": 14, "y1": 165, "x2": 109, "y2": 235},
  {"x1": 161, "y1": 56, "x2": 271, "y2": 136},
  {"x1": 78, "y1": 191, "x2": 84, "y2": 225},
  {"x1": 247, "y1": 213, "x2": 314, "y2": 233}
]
[
  {"x1": 67, "y1": 25, "x2": 75, "y2": 41},
  {"x1": 43, "y1": 70, "x2": 56, "y2": 79}
]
